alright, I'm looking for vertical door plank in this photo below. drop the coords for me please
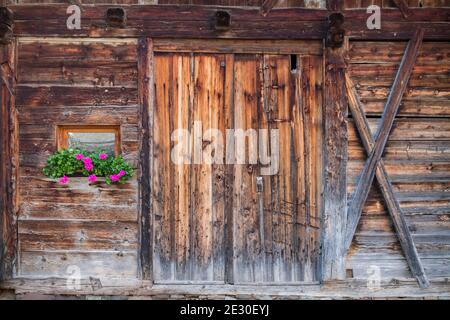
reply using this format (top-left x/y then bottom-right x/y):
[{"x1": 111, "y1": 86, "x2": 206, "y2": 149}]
[
  {"x1": 265, "y1": 54, "x2": 296, "y2": 282},
  {"x1": 261, "y1": 55, "x2": 275, "y2": 283},
  {"x1": 173, "y1": 53, "x2": 193, "y2": 281},
  {"x1": 191, "y1": 54, "x2": 226, "y2": 281},
  {"x1": 224, "y1": 54, "x2": 235, "y2": 284},
  {"x1": 232, "y1": 54, "x2": 264, "y2": 283},
  {"x1": 293, "y1": 56, "x2": 308, "y2": 282},
  {"x1": 210, "y1": 54, "x2": 227, "y2": 281},
  {"x1": 153, "y1": 53, "x2": 175, "y2": 281},
  {"x1": 300, "y1": 55, "x2": 323, "y2": 282}
]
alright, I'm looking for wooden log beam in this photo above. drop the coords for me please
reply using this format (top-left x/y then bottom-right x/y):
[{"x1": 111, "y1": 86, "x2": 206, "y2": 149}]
[
  {"x1": 4, "y1": 5, "x2": 449, "y2": 40},
  {"x1": 345, "y1": 73, "x2": 429, "y2": 289},
  {"x1": 345, "y1": 29, "x2": 424, "y2": 262},
  {"x1": 321, "y1": 42, "x2": 348, "y2": 281},
  {"x1": 0, "y1": 40, "x2": 17, "y2": 281},
  {"x1": 260, "y1": 0, "x2": 280, "y2": 16},
  {"x1": 137, "y1": 37, "x2": 153, "y2": 281},
  {"x1": 393, "y1": 0, "x2": 412, "y2": 19}
]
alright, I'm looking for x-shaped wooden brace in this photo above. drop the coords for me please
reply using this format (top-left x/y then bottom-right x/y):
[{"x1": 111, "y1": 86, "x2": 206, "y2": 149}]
[{"x1": 344, "y1": 29, "x2": 429, "y2": 288}]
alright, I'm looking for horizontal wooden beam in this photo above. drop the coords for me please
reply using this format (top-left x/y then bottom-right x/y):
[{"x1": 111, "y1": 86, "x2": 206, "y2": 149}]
[
  {"x1": 3, "y1": 277, "x2": 448, "y2": 298},
  {"x1": 5, "y1": 5, "x2": 450, "y2": 40}
]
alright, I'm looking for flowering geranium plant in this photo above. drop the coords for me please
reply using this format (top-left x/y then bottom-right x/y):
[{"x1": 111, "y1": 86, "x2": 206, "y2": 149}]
[{"x1": 43, "y1": 149, "x2": 133, "y2": 185}]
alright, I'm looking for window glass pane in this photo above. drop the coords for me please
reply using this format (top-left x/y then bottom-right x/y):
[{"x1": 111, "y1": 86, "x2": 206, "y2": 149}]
[{"x1": 68, "y1": 132, "x2": 116, "y2": 156}]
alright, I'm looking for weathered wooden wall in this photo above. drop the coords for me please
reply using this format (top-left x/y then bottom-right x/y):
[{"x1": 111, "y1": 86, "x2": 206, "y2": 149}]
[
  {"x1": 346, "y1": 40, "x2": 450, "y2": 281},
  {"x1": 16, "y1": 38, "x2": 140, "y2": 278},
  {"x1": 0, "y1": 1, "x2": 448, "y2": 297}
]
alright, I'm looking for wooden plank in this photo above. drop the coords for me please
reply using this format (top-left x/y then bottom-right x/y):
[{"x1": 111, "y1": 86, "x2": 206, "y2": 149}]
[
  {"x1": 191, "y1": 54, "x2": 226, "y2": 281},
  {"x1": 19, "y1": 251, "x2": 138, "y2": 278},
  {"x1": 347, "y1": 160, "x2": 450, "y2": 183},
  {"x1": 348, "y1": 118, "x2": 450, "y2": 141},
  {"x1": 223, "y1": 54, "x2": 235, "y2": 284},
  {"x1": 209, "y1": 55, "x2": 227, "y2": 282},
  {"x1": 345, "y1": 72, "x2": 429, "y2": 288},
  {"x1": 232, "y1": 54, "x2": 263, "y2": 283},
  {"x1": 18, "y1": 61, "x2": 138, "y2": 88},
  {"x1": 172, "y1": 53, "x2": 193, "y2": 281},
  {"x1": 348, "y1": 41, "x2": 450, "y2": 65},
  {"x1": 152, "y1": 53, "x2": 174, "y2": 281},
  {"x1": 0, "y1": 40, "x2": 17, "y2": 280},
  {"x1": 16, "y1": 86, "x2": 138, "y2": 107},
  {"x1": 153, "y1": 39, "x2": 323, "y2": 55},
  {"x1": 322, "y1": 44, "x2": 348, "y2": 281},
  {"x1": 19, "y1": 220, "x2": 138, "y2": 251},
  {"x1": 18, "y1": 39, "x2": 138, "y2": 63},
  {"x1": 260, "y1": 54, "x2": 275, "y2": 282},
  {"x1": 2, "y1": 278, "x2": 450, "y2": 299},
  {"x1": 301, "y1": 55, "x2": 323, "y2": 281},
  {"x1": 345, "y1": 29, "x2": 424, "y2": 251},
  {"x1": 17, "y1": 105, "x2": 139, "y2": 125},
  {"x1": 19, "y1": 202, "x2": 138, "y2": 222},
  {"x1": 266, "y1": 54, "x2": 297, "y2": 282},
  {"x1": 349, "y1": 141, "x2": 450, "y2": 162},
  {"x1": 137, "y1": 37, "x2": 153, "y2": 281}
]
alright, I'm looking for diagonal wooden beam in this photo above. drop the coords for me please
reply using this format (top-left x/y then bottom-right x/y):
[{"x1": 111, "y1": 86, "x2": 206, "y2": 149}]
[
  {"x1": 345, "y1": 73, "x2": 429, "y2": 288},
  {"x1": 345, "y1": 28, "x2": 424, "y2": 262},
  {"x1": 393, "y1": 0, "x2": 412, "y2": 19},
  {"x1": 260, "y1": 0, "x2": 280, "y2": 16}
]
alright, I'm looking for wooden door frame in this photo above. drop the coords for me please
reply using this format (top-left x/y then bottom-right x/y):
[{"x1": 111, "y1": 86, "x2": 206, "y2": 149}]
[
  {"x1": 138, "y1": 38, "x2": 326, "y2": 284},
  {"x1": 0, "y1": 40, "x2": 18, "y2": 281}
]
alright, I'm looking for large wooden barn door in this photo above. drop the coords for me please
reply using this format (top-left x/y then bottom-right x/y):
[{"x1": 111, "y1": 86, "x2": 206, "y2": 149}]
[{"x1": 150, "y1": 42, "x2": 323, "y2": 284}]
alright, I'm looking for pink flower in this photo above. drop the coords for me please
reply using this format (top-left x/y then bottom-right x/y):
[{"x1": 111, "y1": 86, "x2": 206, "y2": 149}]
[
  {"x1": 99, "y1": 153, "x2": 108, "y2": 160},
  {"x1": 85, "y1": 163, "x2": 94, "y2": 171},
  {"x1": 118, "y1": 170, "x2": 126, "y2": 177},
  {"x1": 83, "y1": 157, "x2": 92, "y2": 164},
  {"x1": 110, "y1": 174, "x2": 120, "y2": 182},
  {"x1": 88, "y1": 174, "x2": 97, "y2": 183},
  {"x1": 59, "y1": 176, "x2": 69, "y2": 185},
  {"x1": 75, "y1": 153, "x2": 84, "y2": 161}
]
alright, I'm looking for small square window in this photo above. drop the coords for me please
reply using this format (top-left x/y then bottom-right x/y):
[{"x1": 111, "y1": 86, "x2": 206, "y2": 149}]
[{"x1": 57, "y1": 126, "x2": 121, "y2": 156}]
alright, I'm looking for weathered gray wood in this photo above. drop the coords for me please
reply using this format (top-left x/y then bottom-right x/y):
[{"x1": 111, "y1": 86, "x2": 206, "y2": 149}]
[
  {"x1": 345, "y1": 73, "x2": 429, "y2": 288},
  {"x1": 346, "y1": 29, "x2": 424, "y2": 255},
  {"x1": 138, "y1": 37, "x2": 153, "y2": 281},
  {"x1": 2, "y1": 278, "x2": 449, "y2": 299},
  {"x1": 321, "y1": 43, "x2": 348, "y2": 281}
]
